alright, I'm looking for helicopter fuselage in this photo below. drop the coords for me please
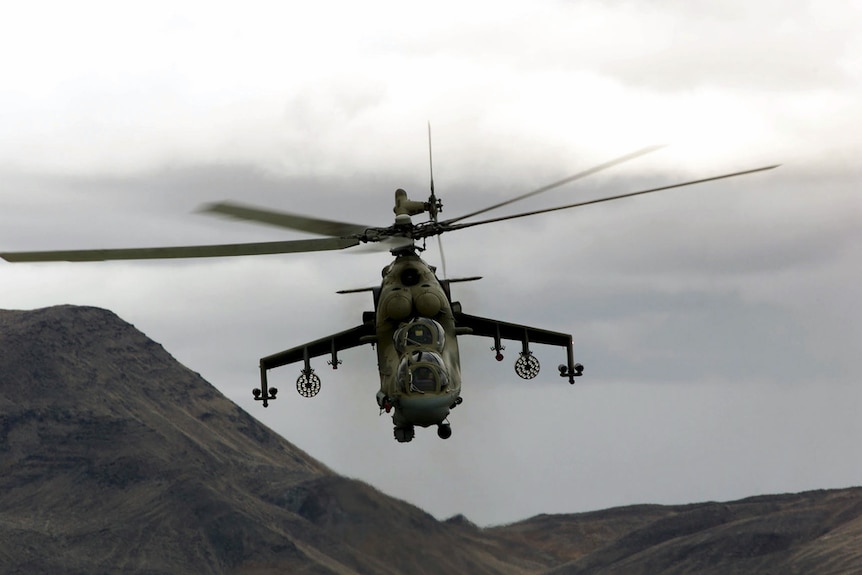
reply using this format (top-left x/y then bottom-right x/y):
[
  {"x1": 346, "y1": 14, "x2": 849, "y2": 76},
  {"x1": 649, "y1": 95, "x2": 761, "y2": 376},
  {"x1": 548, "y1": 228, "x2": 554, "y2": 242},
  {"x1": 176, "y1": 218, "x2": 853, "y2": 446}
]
[
  {"x1": 255, "y1": 237, "x2": 582, "y2": 442},
  {"x1": 372, "y1": 253, "x2": 463, "y2": 441}
]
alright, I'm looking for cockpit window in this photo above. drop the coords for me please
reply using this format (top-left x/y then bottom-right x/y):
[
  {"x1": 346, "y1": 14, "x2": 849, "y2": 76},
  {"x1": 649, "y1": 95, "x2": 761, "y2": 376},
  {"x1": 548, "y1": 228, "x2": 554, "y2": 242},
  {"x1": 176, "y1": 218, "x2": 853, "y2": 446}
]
[
  {"x1": 412, "y1": 366, "x2": 436, "y2": 392},
  {"x1": 410, "y1": 324, "x2": 433, "y2": 344},
  {"x1": 393, "y1": 318, "x2": 445, "y2": 352},
  {"x1": 396, "y1": 350, "x2": 450, "y2": 394}
]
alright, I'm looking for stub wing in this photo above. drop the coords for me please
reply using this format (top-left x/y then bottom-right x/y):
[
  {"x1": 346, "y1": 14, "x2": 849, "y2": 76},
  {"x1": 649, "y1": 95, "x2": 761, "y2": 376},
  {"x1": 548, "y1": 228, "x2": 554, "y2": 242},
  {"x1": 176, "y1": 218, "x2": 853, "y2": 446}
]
[
  {"x1": 256, "y1": 321, "x2": 377, "y2": 406},
  {"x1": 454, "y1": 312, "x2": 583, "y2": 383}
]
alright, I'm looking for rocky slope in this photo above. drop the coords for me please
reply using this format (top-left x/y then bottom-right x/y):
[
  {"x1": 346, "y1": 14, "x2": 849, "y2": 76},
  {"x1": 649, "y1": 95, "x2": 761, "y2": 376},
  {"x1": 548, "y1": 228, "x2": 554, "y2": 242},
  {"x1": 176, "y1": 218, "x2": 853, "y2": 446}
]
[{"x1": 1, "y1": 305, "x2": 859, "y2": 574}]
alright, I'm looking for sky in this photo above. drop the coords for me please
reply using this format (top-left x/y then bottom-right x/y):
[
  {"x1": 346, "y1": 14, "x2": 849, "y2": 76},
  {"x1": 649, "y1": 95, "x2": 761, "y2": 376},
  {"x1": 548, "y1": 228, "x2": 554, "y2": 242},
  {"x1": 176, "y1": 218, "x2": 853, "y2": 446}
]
[{"x1": 2, "y1": 0, "x2": 861, "y2": 526}]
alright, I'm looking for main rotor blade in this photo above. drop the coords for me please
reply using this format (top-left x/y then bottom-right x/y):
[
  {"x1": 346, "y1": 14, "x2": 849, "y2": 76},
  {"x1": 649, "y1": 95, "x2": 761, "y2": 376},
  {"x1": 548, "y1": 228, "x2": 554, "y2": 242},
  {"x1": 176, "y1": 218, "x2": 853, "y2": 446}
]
[
  {"x1": 444, "y1": 145, "x2": 664, "y2": 225},
  {"x1": 0, "y1": 237, "x2": 361, "y2": 262},
  {"x1": 442, "y1": 164, "x2": 780, "y2": 233},
  {"x1": 201, "y1": 201, "x2": 372, "y2": 237},
  {"x1": 348, "y1": 236, "x2": 414, "y2": 253}
]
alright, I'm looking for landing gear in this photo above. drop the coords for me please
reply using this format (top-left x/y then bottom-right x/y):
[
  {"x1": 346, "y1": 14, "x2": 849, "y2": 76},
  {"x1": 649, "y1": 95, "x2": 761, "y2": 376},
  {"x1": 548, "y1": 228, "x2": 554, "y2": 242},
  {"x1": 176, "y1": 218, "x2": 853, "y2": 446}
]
[
  {"x1": 394, "y1": 425, "x2": 415, "y2": 443},
  {"x1": 393, "y1": 423, "x2": 453, "y2": 441}
]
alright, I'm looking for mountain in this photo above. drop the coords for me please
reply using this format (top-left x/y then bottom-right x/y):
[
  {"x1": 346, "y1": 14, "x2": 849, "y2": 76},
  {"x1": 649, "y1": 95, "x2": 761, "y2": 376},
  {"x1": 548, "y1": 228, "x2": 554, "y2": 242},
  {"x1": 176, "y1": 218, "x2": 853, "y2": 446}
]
[
  {"x1": 492, "y1": 490, "x2": 862, "y2": 574},
  {"x1": 1, "y1": 305, "x2": 860, "y2": 574}
]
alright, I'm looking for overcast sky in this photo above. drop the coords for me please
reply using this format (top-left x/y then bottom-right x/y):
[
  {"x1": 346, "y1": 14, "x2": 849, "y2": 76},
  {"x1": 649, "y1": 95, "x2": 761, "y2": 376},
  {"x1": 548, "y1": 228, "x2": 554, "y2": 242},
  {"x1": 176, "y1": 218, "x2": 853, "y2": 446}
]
[{"x1": 2, "y1": 0, "x2": 860, "y2": 526}]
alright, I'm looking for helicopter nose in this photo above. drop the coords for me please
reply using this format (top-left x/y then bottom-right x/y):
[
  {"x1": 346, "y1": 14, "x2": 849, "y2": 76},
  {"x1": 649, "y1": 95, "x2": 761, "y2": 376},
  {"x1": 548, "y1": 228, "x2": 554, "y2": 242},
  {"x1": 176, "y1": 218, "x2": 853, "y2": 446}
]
[{"x1": 396, "y1": 394, "x2": 452, "y2": 427}]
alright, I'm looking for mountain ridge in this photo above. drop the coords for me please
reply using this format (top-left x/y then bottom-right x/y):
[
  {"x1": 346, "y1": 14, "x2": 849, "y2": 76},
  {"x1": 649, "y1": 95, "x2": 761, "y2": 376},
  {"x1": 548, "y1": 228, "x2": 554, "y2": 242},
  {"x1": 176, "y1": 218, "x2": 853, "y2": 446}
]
[{"x1": 1, "y1": 305, "x2": 860, "y2": 574}]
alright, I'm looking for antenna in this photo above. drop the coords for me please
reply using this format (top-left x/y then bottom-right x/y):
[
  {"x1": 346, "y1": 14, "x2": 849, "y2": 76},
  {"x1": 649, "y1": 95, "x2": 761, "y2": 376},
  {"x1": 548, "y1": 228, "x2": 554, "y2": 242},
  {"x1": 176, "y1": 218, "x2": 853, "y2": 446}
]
[
  {"x1": 427, "y1": 122, "x2": 447, "y2": 277},
  {"x1": 428, "y1": 122, "x2": 434, "y2": 193},
  {"x1": 427, "y1": 122, "x2": 439, "y2": 221}
]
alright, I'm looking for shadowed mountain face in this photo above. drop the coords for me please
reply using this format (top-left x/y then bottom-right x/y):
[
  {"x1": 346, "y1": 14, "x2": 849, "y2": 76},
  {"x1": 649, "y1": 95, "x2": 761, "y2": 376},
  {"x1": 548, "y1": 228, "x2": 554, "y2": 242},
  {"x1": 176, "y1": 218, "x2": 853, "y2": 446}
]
[
  {"x1": 0, "y1": 305, "x2": 860, "y2": 574},
  {"x1": 0, "y1": 306, "x2": 549, "y2": 575}
]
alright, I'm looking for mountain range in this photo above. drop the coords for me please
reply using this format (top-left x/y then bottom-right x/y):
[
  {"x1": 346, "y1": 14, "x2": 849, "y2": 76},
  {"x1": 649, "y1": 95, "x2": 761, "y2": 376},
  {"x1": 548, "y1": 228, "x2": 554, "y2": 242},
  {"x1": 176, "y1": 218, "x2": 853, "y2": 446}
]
[{"x1": 1, "y1": 305, "x2": 860, "y2": 574}]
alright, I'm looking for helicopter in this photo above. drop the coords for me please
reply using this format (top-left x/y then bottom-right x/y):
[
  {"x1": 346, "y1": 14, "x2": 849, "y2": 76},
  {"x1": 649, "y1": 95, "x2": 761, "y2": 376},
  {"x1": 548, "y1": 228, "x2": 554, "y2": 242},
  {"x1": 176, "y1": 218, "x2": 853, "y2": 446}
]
[{"x1": 0, "y1": 144, "x2": 778, "y2": 442}]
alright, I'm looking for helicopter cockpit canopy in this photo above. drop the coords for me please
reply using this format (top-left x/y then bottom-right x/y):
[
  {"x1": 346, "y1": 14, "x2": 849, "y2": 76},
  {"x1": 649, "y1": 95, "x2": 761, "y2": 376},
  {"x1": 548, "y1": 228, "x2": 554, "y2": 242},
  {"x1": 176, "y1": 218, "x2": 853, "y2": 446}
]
[
  {"x1": 393, "y1": 318, "x2": 446, "y2": 353},
  {"x1": 397, "y1": 350, "x2": 450, "y2": 394}
]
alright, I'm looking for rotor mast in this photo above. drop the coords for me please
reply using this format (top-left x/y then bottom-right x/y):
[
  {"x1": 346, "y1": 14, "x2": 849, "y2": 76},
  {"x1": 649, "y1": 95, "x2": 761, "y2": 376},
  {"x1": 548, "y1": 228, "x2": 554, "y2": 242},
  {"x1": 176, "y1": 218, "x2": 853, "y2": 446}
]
[{"x1": 426, "y1": 122, "x2": 442, "y2": 222}]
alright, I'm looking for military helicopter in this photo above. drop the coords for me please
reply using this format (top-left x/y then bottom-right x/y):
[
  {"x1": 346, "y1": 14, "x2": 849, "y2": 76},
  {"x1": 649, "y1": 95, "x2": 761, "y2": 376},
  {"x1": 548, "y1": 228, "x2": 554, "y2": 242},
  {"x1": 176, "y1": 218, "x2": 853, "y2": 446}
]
[{"x1": 0, "y1": 143, "x2": 778, "y2": 442}]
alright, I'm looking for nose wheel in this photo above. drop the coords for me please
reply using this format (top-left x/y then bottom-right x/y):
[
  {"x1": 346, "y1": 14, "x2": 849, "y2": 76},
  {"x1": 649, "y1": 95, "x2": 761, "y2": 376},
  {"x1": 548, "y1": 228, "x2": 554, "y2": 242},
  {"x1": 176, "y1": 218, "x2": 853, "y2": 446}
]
[
  {"x1": 437, "y1": 423, "x2": 452, "y2": 439},
  {"x1": 394, "y1": 425, "x2": 415, "y2": 443}
]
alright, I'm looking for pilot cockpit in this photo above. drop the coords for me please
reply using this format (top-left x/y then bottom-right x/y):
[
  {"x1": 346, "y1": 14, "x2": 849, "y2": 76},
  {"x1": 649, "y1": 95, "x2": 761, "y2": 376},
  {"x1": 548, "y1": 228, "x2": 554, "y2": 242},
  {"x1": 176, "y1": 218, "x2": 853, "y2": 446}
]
[
  {"x1": 396, "y1": 350, "x2": 450, "y2": 394},
  {"x1": 393, "y1": 318, "x2": 446, "y2": 353}
]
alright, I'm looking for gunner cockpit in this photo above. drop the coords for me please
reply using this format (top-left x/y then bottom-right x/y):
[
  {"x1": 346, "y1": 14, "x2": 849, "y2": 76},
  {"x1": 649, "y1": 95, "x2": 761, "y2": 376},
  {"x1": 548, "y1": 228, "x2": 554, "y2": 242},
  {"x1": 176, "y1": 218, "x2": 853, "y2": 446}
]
[{"x1": 396, "y1": 350, "x2": 450, "y2": 394}]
